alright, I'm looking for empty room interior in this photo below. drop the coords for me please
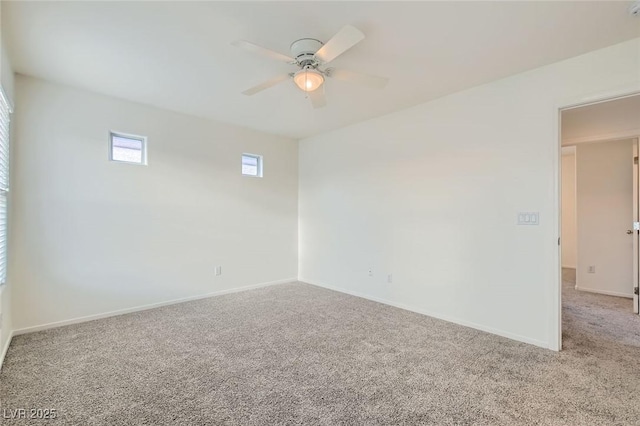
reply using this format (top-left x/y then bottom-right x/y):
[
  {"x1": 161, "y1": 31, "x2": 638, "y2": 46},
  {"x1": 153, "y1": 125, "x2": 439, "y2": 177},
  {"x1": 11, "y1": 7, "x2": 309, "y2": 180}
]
[{"x1": 0, "y1": 1, "x2": 639, "y2": 424}]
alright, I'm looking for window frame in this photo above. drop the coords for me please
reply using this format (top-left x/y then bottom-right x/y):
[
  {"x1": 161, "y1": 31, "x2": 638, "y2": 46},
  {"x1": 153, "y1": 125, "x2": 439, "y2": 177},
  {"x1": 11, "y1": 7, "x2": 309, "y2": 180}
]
[
  {"x1": 241, "y1": 153, "x2": 263, "y2": 178},
  {"x1": 109, "y1": 131, "x2": 147, "y2": 165}
]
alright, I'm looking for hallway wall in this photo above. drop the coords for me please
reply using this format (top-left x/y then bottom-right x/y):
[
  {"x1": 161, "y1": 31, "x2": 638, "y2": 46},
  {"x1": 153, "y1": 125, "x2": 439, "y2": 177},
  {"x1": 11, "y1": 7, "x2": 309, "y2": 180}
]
[
  {"x1": 576, "y1": 139, "x2": 634, "y2": 298},
  {"x1": 561, "y1": 149, "x2": 577, "y2": 268}
]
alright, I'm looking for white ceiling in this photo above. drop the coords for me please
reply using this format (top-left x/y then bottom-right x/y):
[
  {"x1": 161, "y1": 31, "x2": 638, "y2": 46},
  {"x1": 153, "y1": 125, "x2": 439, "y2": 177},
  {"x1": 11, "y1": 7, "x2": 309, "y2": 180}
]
[
  {"x1": 562, "y1": 94, "x2": 640, "y2": 144},
  {"x1": 3, "y1": 1, "x2": 640, "y2": 139}
]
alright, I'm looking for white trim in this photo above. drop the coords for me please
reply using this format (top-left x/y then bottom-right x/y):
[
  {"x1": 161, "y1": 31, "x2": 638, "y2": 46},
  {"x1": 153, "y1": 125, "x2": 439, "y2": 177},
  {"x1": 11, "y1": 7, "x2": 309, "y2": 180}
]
[
  {"x1": 575, "y1": 286, "x2": 634, "y2": 299},
  {"x1": 563, "y1": 129, "x2": 640, "y2": 146},
  {"x1": 12, "y1": 278, "x2": 296, "y2": 336},
  {"x1": 634, "y1": 138, "x2": 639, "y2": 314},
  {"x1": 301, "y1": 278, "x2": 550, "y2": 350},
  {"x1": 0, "y1": 330, "x2": 13, "y2": 371},
  {"x1": 551, "y1": 105, "x2": 562, "y2": 351},
  {"x1": 558, "y1": 86, "x2": 640, "y2": 112}
]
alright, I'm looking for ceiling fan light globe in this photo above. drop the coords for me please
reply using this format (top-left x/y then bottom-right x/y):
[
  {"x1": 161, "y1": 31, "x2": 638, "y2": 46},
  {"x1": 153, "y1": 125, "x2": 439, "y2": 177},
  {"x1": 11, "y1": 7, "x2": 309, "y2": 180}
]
[{"x1": 294, "y1": 69, "x2": 324, "y2": 92}]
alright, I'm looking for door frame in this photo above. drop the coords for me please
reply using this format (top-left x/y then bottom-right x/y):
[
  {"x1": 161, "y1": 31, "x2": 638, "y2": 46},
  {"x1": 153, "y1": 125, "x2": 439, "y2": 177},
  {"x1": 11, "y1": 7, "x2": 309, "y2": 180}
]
[
  {"x1": 634, "y1": 139, "x2": 639, "y2": 314},
  {"x1": 554, "y1": 86, "x2": 640, "y2": 351}
]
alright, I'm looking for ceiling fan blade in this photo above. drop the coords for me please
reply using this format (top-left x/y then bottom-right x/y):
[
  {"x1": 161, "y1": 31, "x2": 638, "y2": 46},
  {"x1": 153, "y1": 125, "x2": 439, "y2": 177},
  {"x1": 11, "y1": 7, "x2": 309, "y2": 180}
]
[
  {"x1": 314, "y1": 25, "x2": 365, "y2": 64},
  {"x1": 242, "y1": 74, "x2": 291, "y2": 96},
  {"x1": 326, "y1": 68, "x2": 388, "y2": 89},
  {"x1": 232, "y1": 40, "x2": 295, "y2": 63},
  {"x1": 308, "y1": 88, "x2": 327, "y2": 109}
]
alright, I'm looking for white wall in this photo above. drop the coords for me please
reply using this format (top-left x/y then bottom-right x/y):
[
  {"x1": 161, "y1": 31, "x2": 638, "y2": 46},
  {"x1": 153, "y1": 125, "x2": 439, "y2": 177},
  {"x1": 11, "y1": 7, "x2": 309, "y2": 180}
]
[
  {"x1": 576, "y1": 139, "x2": 635, "y2": 298},
  {"x1": 0, "y1": 38, "x2": 13, "y2": 102},
  {"x1": 299, "y1": 38, "x2": 640, "y2": 349},
  {"x1": 562, "y1": 95, "x2": 640, "y2": 145},
  {"x1": 561, "y1": 149, "x2": 576, "y2": 268},
  {"x1": 10, "y1": 75, "x2": 298, "y2": 332},
  {"x1": 0, "y1": 1, "x2": 15, "y2": 366}
]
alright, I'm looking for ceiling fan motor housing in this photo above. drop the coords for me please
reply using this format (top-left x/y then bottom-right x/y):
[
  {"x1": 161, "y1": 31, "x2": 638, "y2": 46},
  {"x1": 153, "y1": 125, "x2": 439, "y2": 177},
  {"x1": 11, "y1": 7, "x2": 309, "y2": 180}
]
[{"x1": 290, "y1": 38, "x2": 323, "y2": 67}]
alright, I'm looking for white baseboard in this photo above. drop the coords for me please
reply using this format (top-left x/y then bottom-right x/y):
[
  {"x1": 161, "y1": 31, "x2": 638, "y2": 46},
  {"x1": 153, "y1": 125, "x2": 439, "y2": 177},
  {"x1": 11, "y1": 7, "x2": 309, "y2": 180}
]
[
  {"x1": 300, "y1": 278, "x2": 550, "y2": 350},
  {"x1": 575, "y1": 286, "x2": 633, "y2": 299},
  {"x1": 0, "y1": 330, "x2": 13, "y2": 371},
  {"x1": 13, "y1": 278, "x2": 296, "y2": 336}
]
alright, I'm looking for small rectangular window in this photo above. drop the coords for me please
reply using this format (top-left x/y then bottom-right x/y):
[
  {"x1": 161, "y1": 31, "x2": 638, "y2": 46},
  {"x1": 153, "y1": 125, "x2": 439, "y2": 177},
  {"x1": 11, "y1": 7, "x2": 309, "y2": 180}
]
[
  {"x1": 110, "y1": 132, "x2": 146, "y2": 165},
  {"x1": 242, "y1": 153, "x2": 262, "y2": 177}
]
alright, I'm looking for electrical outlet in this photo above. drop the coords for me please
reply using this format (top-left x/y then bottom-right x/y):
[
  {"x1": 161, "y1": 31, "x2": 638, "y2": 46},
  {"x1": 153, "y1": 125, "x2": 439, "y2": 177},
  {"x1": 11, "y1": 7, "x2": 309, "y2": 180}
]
[
  {"x1": 215, "y1": 266, "x2": 222, "y2": 276},
  {"x1": 588, "y1": 265, "x2": 596, "y2": 274},
  {"x1": 387, "y1": 274, "x2": 393, "y2": 283},
  {"x1": 368, "y1": 268, "x2": 373, "y2": 277}
]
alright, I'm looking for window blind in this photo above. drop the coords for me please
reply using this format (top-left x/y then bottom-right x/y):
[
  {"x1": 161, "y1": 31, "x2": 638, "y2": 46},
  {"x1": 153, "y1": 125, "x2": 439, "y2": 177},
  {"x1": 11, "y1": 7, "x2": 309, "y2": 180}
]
[
  {"x1": 110, "y1": 132, "x2": 146, "y2": 165},
  {"x1": 0, "y1": 88, "x2": 12, "y2": 285},
  {"x1": 242, "y1": 154, "x2": 262, "y2": 177}
]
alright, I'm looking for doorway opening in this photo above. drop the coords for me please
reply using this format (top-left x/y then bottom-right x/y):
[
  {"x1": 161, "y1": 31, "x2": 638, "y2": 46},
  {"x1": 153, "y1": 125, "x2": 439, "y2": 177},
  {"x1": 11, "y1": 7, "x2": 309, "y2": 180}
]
[{"x1": 559, "y1": 93, "x2": 640, "y2": 350}]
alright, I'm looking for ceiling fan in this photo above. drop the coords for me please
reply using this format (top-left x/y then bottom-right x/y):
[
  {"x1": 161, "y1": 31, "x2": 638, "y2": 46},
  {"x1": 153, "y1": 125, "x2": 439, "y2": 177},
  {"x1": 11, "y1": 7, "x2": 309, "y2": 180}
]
[{"x1": 232, "y1": 25, "x2": 388, "y2": 108}]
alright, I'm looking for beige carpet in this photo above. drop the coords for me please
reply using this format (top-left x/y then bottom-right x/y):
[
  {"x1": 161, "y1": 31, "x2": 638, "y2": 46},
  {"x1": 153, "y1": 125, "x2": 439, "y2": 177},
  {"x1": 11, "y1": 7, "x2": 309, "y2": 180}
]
[{"x1": 1, "y1": 272, "x2": 639, "y2": 425}]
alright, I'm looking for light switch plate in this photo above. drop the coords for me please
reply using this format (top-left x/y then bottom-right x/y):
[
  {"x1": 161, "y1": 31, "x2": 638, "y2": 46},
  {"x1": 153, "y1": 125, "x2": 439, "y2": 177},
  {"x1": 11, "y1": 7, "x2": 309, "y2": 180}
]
[{"x1": 518, "y1": 212, "x2": 539, "y2": 225}]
